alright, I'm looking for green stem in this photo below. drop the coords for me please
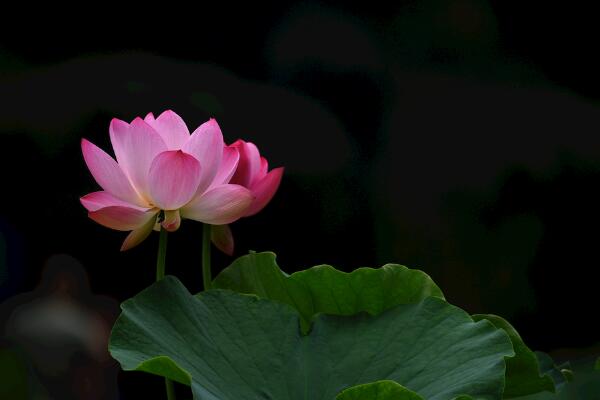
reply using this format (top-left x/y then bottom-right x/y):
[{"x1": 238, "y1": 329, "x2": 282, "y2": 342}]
[
  {"x1": 155, "y1": 225, "x2": 175, "y2": 400},
  {"x1": 156, "y1": 226, "x2": 168, "y2": 281},
  {"x1": 202, "y1": 223, "x2": 212, "y2": 290},
  {"x1": 165, "y1": 378, "x2": 176, "y2": 400}
]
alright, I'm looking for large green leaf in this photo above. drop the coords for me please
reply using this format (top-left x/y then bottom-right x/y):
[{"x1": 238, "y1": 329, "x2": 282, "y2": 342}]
[
  {"x1": 110, "y1": 276, "x2": 513, "y2": 400},
  {"x1": 472, "y1": 314, "x2": 555, "y2": 398},
  {"x1": 212, "y1": 252, "x2": 570, "y2": 398},
  {"x1": 335, "y1": 381, "x2": 424, "y2": 400},
  {"x1": 212, "y1": 252, "x2": 444, "y2": 332}
]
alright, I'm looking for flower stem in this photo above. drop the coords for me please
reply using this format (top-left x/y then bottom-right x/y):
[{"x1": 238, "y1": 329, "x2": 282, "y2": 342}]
[
  {"x1": 155, "y1": 225, "x2": 175, "y2": 400},
  {"x1": 202, "y1": 224, "x2": 212, "y2": 290},
  {"x1": 165, "y1": 379, "x2": 176, "y2": 400},
  {"x1": 156, "y1": 225, "x2": 168, "y2": 281}
]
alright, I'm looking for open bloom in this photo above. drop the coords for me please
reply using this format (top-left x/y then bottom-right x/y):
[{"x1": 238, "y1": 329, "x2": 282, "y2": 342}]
[
  {"x1": 211, "y1": 139, "x2": 284, "y2": 255},
  {"x1": 81, "y1": 110, "x2": 253, "y2": 250}
]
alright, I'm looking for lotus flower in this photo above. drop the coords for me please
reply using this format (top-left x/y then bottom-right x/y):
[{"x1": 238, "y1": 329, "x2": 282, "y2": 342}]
[
  {"x1": 81, "y1": 110, "x2": 254, "y2": 251},
  {"x1": 211, "y1": 139, "x2": 284, "y2": 255}
]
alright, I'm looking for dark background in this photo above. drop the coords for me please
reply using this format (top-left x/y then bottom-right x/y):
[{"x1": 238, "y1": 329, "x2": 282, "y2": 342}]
[{"x1": 1, "y1": 1, "x2": 599, "y2": 398}]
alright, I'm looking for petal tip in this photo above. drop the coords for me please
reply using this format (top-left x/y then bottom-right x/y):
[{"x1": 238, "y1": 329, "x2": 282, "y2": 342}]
[
  {"x1": 205, "y1": 118, "x2": 221, "y2": 129},
  {"x1": 230, "y1": 139, "x2": 243, "y2": 148},
  {"x1": 130, "y1": 116, "x2": 150, "y2": 128},
  {"x1": 80, "y1": 195, "x2": 94, "y2": 210},
  {"x1": 272, "y1": 166, "x2": 285, "y2": 175},
  {"x1": 120, "y1": 238, "x2": 137, "y2": 252},
  {"x1": 110, "y1": 117, "x2": 128, "y2": 128},
  {"x1": 80, "y1": 138, "x2": 98, "y2": 159},
  {"x1": 80, "y1": 138, "x2": 91, "y2": 151},
  {"x1": 158, "y1": 109, "x2": 181, "y2": 120}
]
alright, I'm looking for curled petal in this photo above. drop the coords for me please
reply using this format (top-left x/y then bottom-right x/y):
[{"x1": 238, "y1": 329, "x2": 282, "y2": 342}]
[
  {"x1": 182, "y1": 118, "x2": 224, "y2": 195},
  {"x1": 81, "y1": 139, "x2": 143, "y2": 206},
  {"x1": 109, "y1": 117, "x2": 167, "y2": 200},
  {"x1": 230, "y1": 140, "x2": 262, "y2": 188},
  {"x1": 148, "y1": 150, "x2": 201, "y2": 210},
  {"x1": 181, "y1": 184, "x2": 253, "y2": 225},
  {"x1": 88, "y1": 206, "x2": 158, "y2": 231},
  {"x1": 245, "y1": 167, "x2": 284, "y2": 216},
  {"x1": 162, "y1": 209, "x2": 181, "y2": 232},
  {"x1": 120, "y1": 216, "x2": 157, "y2": 251},
  {"x1": 145, "y1": 110, "x2": 190, "y2": 150},
  {"x1": 211, "y1": 224, "x2": 234, "y2": 256},
  {"x1": 80, "y1": 191, "x2": 149, "y2": 212}
]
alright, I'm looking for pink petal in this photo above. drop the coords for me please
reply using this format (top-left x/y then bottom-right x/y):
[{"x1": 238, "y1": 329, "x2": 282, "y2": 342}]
[
  {"x1": 109, "y1": 117, "x2": 167, "y2": 200},
  {"x1": 211, "y1": 224, "x2": 234, "y2": 256},
  {"x1": 81, "y1": 139, "x2": 143, "y2": 206},
  {"x1": 80, "y1": 191, "x2": 149, "y2": 212},
  {"x1": 230, "y1": 140, "x2": 261, "y2": 188},
  {"x1": 208, "y1": 146, "x2": 240, "y2": 190},
  {"x1": 181, "y1": 184, "x2": 253, "y2": 225},
  {"x1": 88, "y1": 206, "x2": 158, "y2": 231},
  {"x1": 120, "y1": 216, "x2": 157, "y2": 251},
  {"x1": 162, "y1": 209, "x2": 181, "y2": 232},
  {"x1": 245, "y1": 167, "x2": 284, "y2": 216},
  {"x1": 182, "y1": 118, "x2": 224, "y2": 195},
  {"x1": 148, "y1": 150, "x2": 202, "y2": 210},
  {"x1": 145, "y1": 110, "x2": 190, "y2": 150}
]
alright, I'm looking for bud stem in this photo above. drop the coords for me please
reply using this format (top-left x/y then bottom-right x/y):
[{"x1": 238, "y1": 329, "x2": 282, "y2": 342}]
[{"x1": 202, "y1": 224, "x2": 212, "y2": 290}]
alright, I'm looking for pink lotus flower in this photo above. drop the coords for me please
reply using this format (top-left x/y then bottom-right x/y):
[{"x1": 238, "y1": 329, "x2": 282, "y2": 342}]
[
  {"x1": 211, "y1": 139, "x2": 284, "y2": 255},
  {"x1": 81, "y1": 110, "x2": 254, "y2": 251}
]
